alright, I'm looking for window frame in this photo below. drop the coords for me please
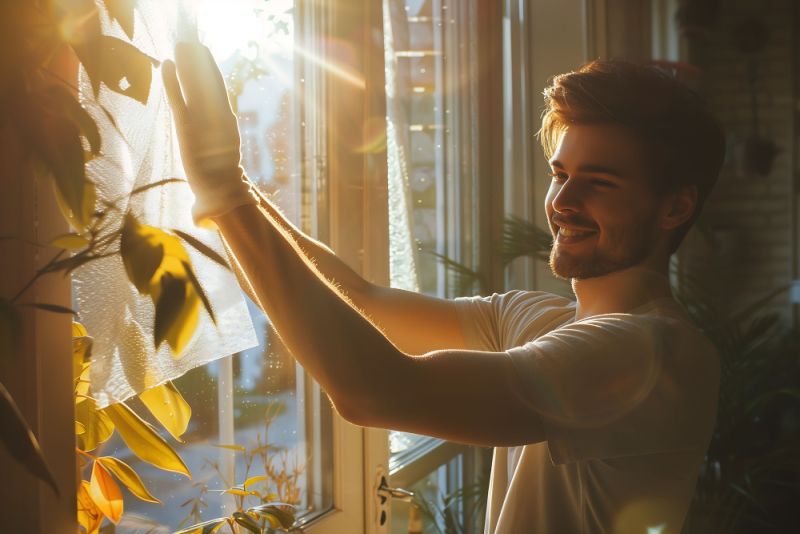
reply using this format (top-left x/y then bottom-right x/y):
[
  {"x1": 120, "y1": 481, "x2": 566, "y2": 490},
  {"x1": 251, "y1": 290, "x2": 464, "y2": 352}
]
[{"x1": 0, "y1": 51, "x2": 78, "y2": 530}]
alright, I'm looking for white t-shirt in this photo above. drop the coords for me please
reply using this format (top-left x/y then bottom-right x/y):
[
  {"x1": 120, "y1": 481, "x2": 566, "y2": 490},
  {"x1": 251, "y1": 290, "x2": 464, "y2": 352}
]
[{"x1": 454, "y1": 291, "x2": 720, "y2": 534}]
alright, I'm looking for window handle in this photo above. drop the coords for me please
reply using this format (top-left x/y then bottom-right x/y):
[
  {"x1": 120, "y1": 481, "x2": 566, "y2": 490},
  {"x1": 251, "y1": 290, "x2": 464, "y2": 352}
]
[{"x1": 377, "y1": 476, "x2": 414, "y2": 502}]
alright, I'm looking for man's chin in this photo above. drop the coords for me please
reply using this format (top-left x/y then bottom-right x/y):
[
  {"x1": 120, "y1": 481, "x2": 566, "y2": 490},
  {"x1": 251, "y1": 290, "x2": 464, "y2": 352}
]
[
  {"x1": 548, "y1": 254, "x2": 582, "y2": 280},
  {"x1": 549, "y1": 251, "x2": 613, "y2": 281}
]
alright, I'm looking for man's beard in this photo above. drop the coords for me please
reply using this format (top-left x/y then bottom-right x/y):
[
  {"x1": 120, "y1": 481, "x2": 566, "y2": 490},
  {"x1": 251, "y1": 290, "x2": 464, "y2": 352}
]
[{"x1": 548, "y1": 223, "x2": 657, "y2": 280}]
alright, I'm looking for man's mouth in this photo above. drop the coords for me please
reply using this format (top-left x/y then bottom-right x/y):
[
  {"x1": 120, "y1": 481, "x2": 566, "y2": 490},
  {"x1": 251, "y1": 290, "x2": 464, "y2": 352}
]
[{"x1": 554, "y1": 224, "x2": 597, "y2": 243}]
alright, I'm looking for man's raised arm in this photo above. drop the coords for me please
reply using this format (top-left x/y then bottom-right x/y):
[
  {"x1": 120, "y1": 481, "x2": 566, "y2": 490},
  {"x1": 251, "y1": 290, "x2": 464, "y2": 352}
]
[
  {"x1": 160, "y1": 42, "x2": 546, "y2": 447},
  {"x1": 162, "y1": 41, "x2": 464, "y2": 356},
  {"x1": 247, "y1": 185, "x2": 466, "y2": 355}
]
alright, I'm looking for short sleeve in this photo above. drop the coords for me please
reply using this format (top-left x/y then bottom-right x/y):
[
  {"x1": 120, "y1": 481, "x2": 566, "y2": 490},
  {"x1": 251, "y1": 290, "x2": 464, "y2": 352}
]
[
  {"x1": 453, "y1": 292, "x2": 510, "y2": 352},
  {"x1": 506, "y1": 314, "x2": 720, "y2": 465},
  {"x1": 453, "y1": 290, "x2": 573, "y2": 352}
]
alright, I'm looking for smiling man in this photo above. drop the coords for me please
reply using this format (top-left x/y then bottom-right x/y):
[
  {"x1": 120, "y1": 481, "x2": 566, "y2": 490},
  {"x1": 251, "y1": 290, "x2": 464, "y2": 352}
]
[{"x1": 163, "y1": 46, "x2": 724, "y2": 533}]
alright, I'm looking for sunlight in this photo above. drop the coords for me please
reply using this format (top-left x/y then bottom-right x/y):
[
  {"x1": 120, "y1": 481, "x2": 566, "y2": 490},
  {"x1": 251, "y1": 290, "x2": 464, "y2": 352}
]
[
  {"x1": 193, "y1": 0, "x2": 364, "y2": 90},
  {"x1": 293, "y1": 44, "x2": 366, "y2": 90},
  {"x1": 195, "y1": 0, "x2": 294, "y2": 61}
]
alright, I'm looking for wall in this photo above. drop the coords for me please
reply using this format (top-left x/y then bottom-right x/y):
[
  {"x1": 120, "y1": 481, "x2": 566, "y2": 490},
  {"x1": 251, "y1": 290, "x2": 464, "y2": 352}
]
[{"x1": 680, "y1": 0, "x2": 798, "y2": 327}]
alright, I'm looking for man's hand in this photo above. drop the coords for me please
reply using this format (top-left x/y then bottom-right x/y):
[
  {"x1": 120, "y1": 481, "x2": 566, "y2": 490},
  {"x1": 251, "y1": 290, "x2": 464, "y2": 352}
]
[{"x1": 162, "y1": 42, "x2": 259, "y2": 225}]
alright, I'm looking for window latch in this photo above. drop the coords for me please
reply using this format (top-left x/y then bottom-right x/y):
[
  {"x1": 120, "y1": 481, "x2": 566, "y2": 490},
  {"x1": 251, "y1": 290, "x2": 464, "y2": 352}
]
[
  {"x1": 377, "y1": 476, "x2": 414, "y2": 502},
  {"x1": 376, "y1": 475, "x2": 414, "y2": 527}
]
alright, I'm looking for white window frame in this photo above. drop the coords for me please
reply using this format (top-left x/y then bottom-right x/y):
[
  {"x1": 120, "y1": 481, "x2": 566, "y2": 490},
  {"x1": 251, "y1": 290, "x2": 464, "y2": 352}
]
[{"x1": 0, "y1": 54, "x2": 78, "y2": 532}]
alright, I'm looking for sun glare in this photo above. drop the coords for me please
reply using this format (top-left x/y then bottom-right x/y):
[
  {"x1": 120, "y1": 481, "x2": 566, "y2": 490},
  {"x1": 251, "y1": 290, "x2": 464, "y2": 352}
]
[{"x1": 194, "y1": 0, "x2": 294, "y2": 62}]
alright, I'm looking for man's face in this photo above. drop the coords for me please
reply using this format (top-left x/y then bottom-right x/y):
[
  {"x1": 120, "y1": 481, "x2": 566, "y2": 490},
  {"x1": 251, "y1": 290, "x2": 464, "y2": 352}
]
[{"x1": 545, "y1": 124, "x2": 664, "y2": 280}]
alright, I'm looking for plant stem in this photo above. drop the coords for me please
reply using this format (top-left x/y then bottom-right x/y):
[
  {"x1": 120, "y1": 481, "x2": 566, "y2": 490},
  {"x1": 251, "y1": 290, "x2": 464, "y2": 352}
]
[{"x1": 11, "y1": 250, "x2": 66, "y2": 303}]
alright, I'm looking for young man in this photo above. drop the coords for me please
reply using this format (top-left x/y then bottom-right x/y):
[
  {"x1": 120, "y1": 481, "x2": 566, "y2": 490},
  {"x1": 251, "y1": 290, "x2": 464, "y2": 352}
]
[{"x1": 163, "y1": 44, "x2": 724, "y2": 533}]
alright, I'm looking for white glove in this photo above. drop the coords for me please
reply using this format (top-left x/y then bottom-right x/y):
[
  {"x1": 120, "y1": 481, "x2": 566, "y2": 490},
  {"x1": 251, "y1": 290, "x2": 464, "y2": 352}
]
[{"x1": 162, "y1": 42, "x2": 259, "y2": 226}]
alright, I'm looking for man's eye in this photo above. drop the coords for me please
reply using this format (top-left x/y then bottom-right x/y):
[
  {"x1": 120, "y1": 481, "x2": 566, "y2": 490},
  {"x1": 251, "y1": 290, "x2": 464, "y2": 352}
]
[
  {"x1": 592, "y1": 179, "x2": 614, "y2": 187},
  {"x1": 548, "y1": 172, "x2": 567, "y2": 181}
]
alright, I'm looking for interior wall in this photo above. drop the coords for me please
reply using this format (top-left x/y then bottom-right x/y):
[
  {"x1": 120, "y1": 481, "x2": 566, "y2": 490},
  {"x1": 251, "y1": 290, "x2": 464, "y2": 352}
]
[{"x1": 680, "y1": 0, "x2": 797, "y2": 327}]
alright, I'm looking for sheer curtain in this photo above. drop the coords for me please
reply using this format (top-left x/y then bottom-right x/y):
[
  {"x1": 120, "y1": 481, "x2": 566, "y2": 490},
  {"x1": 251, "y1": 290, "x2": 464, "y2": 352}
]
[
  {"x1": 73, "y1": 0, "x2": 257, "y2": 407},
  {"x1": 384, "y1": 0, "x2": 421, "y2": 293}
]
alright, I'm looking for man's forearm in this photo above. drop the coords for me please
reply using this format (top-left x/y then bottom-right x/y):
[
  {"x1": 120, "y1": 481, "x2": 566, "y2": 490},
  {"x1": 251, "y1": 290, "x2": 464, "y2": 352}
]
[
  {"x1": 212, "y1": 202, "x2": 408, "y2": 415},
  {"x1": 250, "y1": 183, "x2": 373, "y2": 298}
]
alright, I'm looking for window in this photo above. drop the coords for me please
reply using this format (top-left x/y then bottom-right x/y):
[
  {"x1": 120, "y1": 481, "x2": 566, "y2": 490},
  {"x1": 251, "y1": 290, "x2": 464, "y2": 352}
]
[
  {"x1": 67, "y1": 0, "x2": 383, "y2": 531},
  {"x1": 1, "y1": 1, "x2": 613, "y2": 531},
  {"x1": 384, "y1": 1, "x2": 494, "y2": 531}
]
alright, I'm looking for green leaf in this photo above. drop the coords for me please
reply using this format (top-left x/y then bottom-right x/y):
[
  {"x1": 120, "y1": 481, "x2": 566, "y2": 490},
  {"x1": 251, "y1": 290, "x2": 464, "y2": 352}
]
[
  {"x1": 173, "y1": 518, "x2": 228, "y2": 534},
  {"x1": 20, "y1": 302, "x2": 77, "y2": 315},
  {"x1": 45, "y1": 84, "x2": 102, "y2": 155},
  {"x1": 0, "y1": 381, "x2": 59, "y2": 495},
  {"x1": 74, "y1": 35, "x2": 159, "y2": 104},
  {"x1": 103, "y1": 0, "x2": 137, "y2": 40},
  {"x1": 103, "y1": 402, "x2": 191, "y2": 477},
  {"x1": 50, "y1": 233, "x2": 90, "y2": 250},
  {"x1": 172, "y1": 230, "x2": 231, "y2": 270},
  {"x1": 96, "y1": 456, "x2": 160, "y2": 504},
  {"x1": 248, "y1": 503, "x2": 296, "y2": 529},
  {"x1": 182, "y1": 260, "x2": 216, "y2": 325},
  {"x1": 0, "y1": 298, "x2": 21, "y2": 360},
  {"x1": 232, "y1": 512, "x2": 261, "y2": 534},
  {"x1": 120, "y1": 214, "x2": 164, "y2": 294},
  {"x1": 138, "y1": 380, "x2": 191, "y2": 442}
]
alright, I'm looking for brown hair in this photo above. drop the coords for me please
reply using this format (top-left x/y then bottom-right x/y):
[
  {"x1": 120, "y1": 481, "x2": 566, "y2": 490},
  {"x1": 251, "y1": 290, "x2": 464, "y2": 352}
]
[{"x1": 539, "y1": 59, "x2": 726, "y2": 254}]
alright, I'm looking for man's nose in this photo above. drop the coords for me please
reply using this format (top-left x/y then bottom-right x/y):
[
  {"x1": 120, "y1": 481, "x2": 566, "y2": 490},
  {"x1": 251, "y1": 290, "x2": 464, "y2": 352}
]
[{"x1": 550, "y1": 178, "x2": 585, "y2": 213}]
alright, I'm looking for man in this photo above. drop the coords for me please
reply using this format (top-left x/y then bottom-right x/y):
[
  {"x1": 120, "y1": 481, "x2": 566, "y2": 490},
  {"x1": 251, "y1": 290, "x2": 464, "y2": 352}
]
[{"x1": 163, "y1": 44, "x2": 724, "y2": 533}]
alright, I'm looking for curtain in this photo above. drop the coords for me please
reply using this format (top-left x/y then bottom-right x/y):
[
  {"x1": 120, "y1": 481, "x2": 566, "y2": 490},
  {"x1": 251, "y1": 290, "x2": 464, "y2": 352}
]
[
  {"x1": 383, "y1": 0, "x2": 420, "y2": 292},
  {"x1": 73, "y1": 0, "x2": 257, "y2": 407}
]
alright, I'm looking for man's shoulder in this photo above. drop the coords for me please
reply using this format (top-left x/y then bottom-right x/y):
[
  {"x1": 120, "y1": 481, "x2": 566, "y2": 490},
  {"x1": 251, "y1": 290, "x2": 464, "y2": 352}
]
[{"x1": 476, "y1": 289, "x2": 575, "y2": 313}]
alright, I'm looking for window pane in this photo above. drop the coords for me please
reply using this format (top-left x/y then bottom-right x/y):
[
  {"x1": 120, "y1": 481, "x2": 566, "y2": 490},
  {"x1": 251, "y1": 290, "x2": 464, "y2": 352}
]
[
  {"x1": 77, "y1": 1, "x2": 334, "y2": 530},
  {"x1": 385, "y1": 0, "x2": 479, "y2": 298},
  {"x1": 385, "y1": 1, "x2": 482, "y2": 530}
]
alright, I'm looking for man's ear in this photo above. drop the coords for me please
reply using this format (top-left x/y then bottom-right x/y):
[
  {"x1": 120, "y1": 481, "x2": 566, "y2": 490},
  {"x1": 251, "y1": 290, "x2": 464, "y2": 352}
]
[{"x1": 660, "y1": 185, "x2": 698, "y2": 230}]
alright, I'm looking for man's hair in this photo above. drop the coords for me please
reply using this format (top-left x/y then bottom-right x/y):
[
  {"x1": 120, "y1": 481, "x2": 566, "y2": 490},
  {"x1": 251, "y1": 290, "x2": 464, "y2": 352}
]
[{"x1": 539, "y1": 59, "x2": 726, "y2": 254}]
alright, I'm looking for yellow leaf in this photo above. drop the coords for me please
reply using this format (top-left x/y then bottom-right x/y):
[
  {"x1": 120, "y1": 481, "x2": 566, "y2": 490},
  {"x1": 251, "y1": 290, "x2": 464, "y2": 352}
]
[
  {"x1": 97, "y1": 456, "x2": 160, "y2": 504},
  {"x1": 103, "y1": 402, "x2": 190, "y2": 478},
  {"x1": 77, "y1": 480, "x2": 103, "y2": 534},
  {"x1": 153, "y1": 272, "x2": 200, "y2": 356},
  {"x1": 120, "y1": 214, "x2": 165, "y2": 294},
  {"x1": 89, "y1": 462, "x2": 123, "y2": 523},
  {"x1": 223, "y1": 488, "x2": 260, "y2": 498},
  {"x1": 243, "y1": 475, "x2": 267, "y2": 489},
  {"x1": 75, "y1": 397, "x2": 115, "y2": 452},
  {"x1": 50, "y1": 233, "x2": 89, "y2": 250},
  {"x1": 214, "y1": 444, "x2": 246, "y2": 452},
  {"x1": 52, "y1": 177, "x2": 96, "y2": 233},
  {"x1": 74, "y1": 361, "x2": 92, "y2": 398},
  {"x1": 72, "y1": 321, "x2": 88, "y2": 338},
  {"x1": 119, "y1": 216, "x2": 202, "y2": 355},
  {"x1": 75, "y1": 421, "x2": 86, "y2": 435},
  {"x1": 138, "y1": 381, "x2": 191, "y2": 441},
  {"x1": 74, "y1": 35, "x2": 158, "y2": 105}
]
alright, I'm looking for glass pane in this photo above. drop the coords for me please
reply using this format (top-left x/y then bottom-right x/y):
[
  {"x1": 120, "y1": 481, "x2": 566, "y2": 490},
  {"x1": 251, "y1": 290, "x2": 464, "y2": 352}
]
[
  {"x1": 391, "y1": 454, "x2": 482, "y2": 534},
  {"x1": 77, "y1": 1, "x2": 334, "y2": 530},
  {"x1": 385, "y1": 0, "x2": 479, "y2": 299},
  {"x1": 385, "y1": 0, "x2": 477, "y2": 452}
]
